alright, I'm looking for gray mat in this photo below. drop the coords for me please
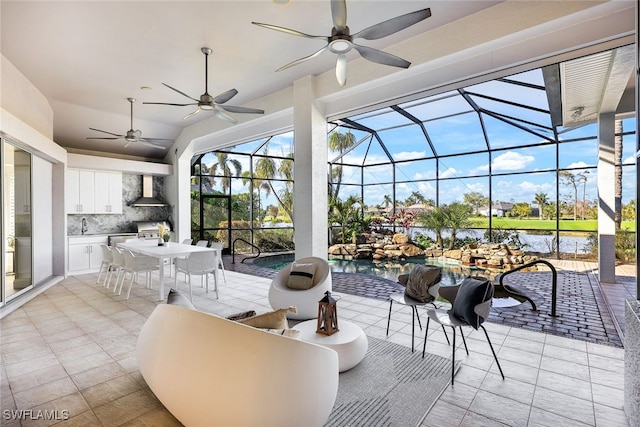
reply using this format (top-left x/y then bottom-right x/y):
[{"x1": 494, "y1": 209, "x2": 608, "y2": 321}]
[{"x1": 325, "y1": 336, "x2": 458, "y2": 427}]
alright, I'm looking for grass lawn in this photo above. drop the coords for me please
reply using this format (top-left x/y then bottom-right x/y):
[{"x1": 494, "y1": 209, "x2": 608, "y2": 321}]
[{"x1": 468, "y1": 217, "x2": 636, "y2": 232}]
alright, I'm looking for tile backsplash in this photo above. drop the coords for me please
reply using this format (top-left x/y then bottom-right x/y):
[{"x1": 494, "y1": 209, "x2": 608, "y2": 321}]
[{"x1": 68, "y1": 174, "x2": 172, "y2": 235}]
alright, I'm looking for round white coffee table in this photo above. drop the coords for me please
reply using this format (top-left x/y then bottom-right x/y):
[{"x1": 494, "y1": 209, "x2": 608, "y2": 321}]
[{"x1": 292, "y1": 319, "x2": 368, "y2": 372}]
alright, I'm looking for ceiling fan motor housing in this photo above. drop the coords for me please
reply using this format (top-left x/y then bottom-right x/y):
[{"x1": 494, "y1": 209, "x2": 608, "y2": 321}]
[{"x1": 199, "y1": 93, "x2": 215, "y2": 109}]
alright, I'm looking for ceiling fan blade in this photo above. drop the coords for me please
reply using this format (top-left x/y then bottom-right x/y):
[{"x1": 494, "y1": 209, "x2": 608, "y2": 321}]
[
  {"x1": 220, "y1": 105, "x2": 265, "y2": 115},
  {"x1": 89, "y1": 127, "x2": 123, "y2": 138},
  {"x1": 124, "y1": 140, "x2": 133, "y2": 148},
  {"x1": 133, "y1": 130, "x2": 142, "y2": 138},
  {"x1": 140, "y1": 137, "x2": 175, "y2": 143},
  {"x1": 276, "y1": 45, "x2": 329, "y2": 72},
  {"x1": 331, "y1": 0, "x2": 348, "y2": 32},
  {"x1": 214, "y1": 108, "x2": 238, "y2": 124},
  {"x1": 143, "y1": 102, "x2": 198, "y2": 107},
  {"x1": 183, "y1": 108, "x2": 202, "y2": 120},
  {"x1": 353, "y1": 8, "x2": 431, "y2": 40},
  {"x1": 162, "y1": 83, "x2": 200, "y2": 102},
  {"x1": 213, "y1": 88, "x2": 238, "y2": 104},
  {"x1": 336, "y1": 54, "x2": 347, "y2": 87},
  {"x1": 251, "y1": 22, "x2": 326, "y2": 40},
  {"x1": 87, "y1": 137, "x2": 120, "y2": 140},
  {"x1": 138, "y1": 139, "x2": 168, "y2": 150},
  {"x1": 353, "y1": 44, "x2": 410, "y2": 68}
]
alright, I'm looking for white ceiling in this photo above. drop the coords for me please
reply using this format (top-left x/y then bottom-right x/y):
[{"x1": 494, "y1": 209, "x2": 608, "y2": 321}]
[
  {"x1": 1, "y1": 1, "x2": 636, "y2": 161},
  {"x1": 2, "y1": 1, "x2": 503, "y2": 160}
]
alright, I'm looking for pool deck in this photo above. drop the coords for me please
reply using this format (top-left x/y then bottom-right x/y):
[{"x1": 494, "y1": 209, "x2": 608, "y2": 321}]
[{"x1": 223, "y1": 255, "x2": 636, "y2": 348}]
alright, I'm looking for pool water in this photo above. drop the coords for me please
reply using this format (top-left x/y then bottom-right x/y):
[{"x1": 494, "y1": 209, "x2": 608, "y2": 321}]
[
  {"x1": 255, "y1": 254, "x2": 525, "y2": 307},
  {"x1": 256, "y1": 255, "x2": 485, "y2": 286}
]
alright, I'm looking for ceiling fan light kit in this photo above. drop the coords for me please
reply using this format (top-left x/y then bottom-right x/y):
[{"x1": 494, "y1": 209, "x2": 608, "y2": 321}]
[
  {"x1": 143, "y1": 47, "x2": 265, "y2": 124},
  {"x1": 253, "y1": 0, "x2": 432, "y2": 86}
]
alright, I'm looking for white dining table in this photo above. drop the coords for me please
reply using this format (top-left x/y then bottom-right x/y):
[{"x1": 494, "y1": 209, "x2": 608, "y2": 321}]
[{"x1": 118, "y1": 240, "x2": 220, "y2": 301}]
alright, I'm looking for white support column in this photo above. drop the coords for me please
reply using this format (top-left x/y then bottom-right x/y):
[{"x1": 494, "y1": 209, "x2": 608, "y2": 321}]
[
  {"x1": 293, "y1": 75, "x2": 328, "y2": 259},
  {"x1": 597, "y1": 111, "x2": 616, "y2": 283}
]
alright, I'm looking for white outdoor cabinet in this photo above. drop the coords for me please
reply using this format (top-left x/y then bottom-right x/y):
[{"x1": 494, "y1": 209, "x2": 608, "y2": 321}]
[
  {"x1": 67, "y1": 169, "x2": 95, "y2": 214},
  {"x1": 94, "y1": 171, "x2": 123, "y2": 214},
  {"x1": 68, "y1": 235, "x2": 107, "y2": 273}
]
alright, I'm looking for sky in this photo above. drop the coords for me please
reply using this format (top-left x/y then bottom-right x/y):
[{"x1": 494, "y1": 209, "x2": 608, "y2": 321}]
[{"x1": 203, "y1": 67, "x2": 637, "y2": 212}]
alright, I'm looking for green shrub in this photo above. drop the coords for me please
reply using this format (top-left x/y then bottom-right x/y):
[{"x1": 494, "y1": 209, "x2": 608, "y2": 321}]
[
  {"x1": 584, "y1": 230, "x2": 636, "y2": 264},
  {"x1": 483, "y1": 227, "x2": 529, "y2": 248}
]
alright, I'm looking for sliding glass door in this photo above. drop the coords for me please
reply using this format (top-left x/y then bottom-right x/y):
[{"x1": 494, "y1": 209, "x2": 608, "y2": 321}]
[{"x1": 2, "y1": 139, "x2": 33, "y2": 305}]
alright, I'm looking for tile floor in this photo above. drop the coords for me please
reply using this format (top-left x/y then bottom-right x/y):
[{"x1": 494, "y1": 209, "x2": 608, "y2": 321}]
[{"x1": 0, "y1": 268, "x2": 630, "y2": 426}]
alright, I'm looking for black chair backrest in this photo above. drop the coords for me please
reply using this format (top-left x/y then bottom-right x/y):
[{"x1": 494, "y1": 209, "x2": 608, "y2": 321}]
[
  {"x1": 451, "y1": 276, "x2": 493, "y2": 329},
  {"x1": 404, "y1": 265, "x2": 442, "y2": 303}
]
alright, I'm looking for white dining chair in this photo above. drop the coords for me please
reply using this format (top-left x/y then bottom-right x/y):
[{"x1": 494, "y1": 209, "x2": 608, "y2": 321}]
[
  {"x1": 97, "y1": 245, "x2": 113, "y2": 286},
  {"x1": 195, "y1": 240, "x2": 209, "y2": 247},
  {"x1": 209, "y1": 241, "x2": 226, "y2": 283},
  {"x1": 107, "y1": 247, "x2": 126, "y2": 292},
  {"x1": 174, "y1": 250, "x2": 218, "y2": 301},
  {"x1": 119, "y1": 250, "x2": 160, "y2": 300}
]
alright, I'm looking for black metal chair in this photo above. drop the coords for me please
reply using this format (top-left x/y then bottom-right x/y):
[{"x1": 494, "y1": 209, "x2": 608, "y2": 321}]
[
  {"x1": 386, "y1": 265, "x2": 449, "y2": 352},
  {"x1": 422, "y1": 277, "x2": 505, "y2": 385}
]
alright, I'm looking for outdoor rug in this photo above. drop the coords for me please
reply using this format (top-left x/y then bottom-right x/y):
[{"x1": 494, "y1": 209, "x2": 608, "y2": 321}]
[{"x1": 325, "y1": 336, "x2": 459, "y2": 427}]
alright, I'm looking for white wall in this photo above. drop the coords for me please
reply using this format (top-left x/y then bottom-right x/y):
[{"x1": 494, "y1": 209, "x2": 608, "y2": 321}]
[
  {"x1": 1, "y1": 55, "x2": 68, "y2": 290},
  {"x1": 32, "y1": 156, "x2": 53, "y2": 283},
  {"x1": 1, "y1": 55, "x2": 53, "y2": 140}
]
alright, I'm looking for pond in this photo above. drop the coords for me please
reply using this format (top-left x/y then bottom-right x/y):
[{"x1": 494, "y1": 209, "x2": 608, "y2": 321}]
[{"x1": 409, "y1": 228, "x2": 592, "y2": 254}]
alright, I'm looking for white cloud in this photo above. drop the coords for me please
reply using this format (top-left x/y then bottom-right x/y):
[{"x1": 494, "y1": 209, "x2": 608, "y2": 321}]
[
  {"x1": 465, "y1": 182, "x2": 486, "y2": 194},
  {"x1": 439, "y1": 167, "x2": 457, "y2": 179},
  {"x1": 492, "y1": 151, "x2": 536, "y2": 171},
  {"x1": 566, "y1": 161, "x2": 589, "y2": 168},
  {"x1": 413, "y1": 171, "x2": 436, "y2": 180},
  {"x1": 472, "y1": 151, "x2": 535, "y2": 174},
  {"x1": 518, "y1": 180, "x2": 554, "y2": 193},
  {"x1": 393, "y1": 151, "x2": 427, "y2": 161}
]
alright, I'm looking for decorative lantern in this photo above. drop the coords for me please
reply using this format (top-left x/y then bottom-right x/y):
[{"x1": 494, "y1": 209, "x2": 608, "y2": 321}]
[{"x1": 317, "y1": 291, "x2": 339, "y2": 336}]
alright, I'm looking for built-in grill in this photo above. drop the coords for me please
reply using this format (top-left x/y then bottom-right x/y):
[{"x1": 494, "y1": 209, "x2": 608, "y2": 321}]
[{"x1": 136, "y1": 221, "x2": 171, "y2": 240}]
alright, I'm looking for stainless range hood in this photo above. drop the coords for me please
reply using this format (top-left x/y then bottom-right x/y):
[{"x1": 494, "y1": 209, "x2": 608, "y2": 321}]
[{"x1": 131, "y1": 175, "x2": 168, "y2": 207}]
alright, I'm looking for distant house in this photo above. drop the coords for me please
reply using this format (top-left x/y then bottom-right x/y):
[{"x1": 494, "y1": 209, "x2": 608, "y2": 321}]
[{"x1": 478, "y1": 202, "x2": 513, "y2": 217}]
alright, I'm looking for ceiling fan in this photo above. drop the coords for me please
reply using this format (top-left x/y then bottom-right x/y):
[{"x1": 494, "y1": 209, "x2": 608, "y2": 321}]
[
  {"x1": 87, "y1": 98, "x2": 172, "y2": 150},
  {"x1": 143, "y1": 47, "x2": 264, "y2": 124},
  {"x1": 252, "y1": 0, "x2": 431, "y2": 86}
]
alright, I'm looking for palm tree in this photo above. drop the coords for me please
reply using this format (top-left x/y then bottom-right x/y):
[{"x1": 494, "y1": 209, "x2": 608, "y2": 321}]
[
  {"x1": 417, "y1": 207, "x2": 448, "y2": 249},
  {"x1": 405, "y1": 191, "x2": 426, "y2": 206},
  {"x1": 382, "y1": 194, "x2": 393, "y2": 213},
  {"x1": 329, "y1": 195, "x2": 362, "y2": 244},
  {"x1": 211, "y1": 153, "x2": 242, "y2": 194},
  {"x1": 533, "y1": 192, "x2": 548, "y2": 220},
  {"x1": 254, "y1": 149, "x2": 294, "y2": 222},
  {"x1": 444, "y1": 203, "x2": 473, "y2": 250},
  {"x1": 328, "y1": 130, "x2": 356, "y2": 200},
  {"x1": 241, "y1": 170, "x2": 269, "y2": 222},
  {"x1": 277, "y1": 152, "x2": 295, "y2": 222}
]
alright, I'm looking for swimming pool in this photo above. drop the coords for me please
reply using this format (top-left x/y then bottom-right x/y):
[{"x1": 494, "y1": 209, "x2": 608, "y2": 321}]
[
  {"x1": 254, "y1": 254, "x2": 533, "y2": 308},
  {"x1": 254, "y1": 254, "x2": 490, "y2": 287}
]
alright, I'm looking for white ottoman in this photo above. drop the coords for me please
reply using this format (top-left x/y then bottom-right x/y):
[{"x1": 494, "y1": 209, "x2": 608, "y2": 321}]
[{"x1": 293, "y1": 319, "x2": 368, "y2": 372}]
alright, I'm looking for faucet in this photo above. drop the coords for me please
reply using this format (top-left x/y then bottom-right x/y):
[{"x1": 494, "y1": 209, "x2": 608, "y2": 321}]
[{"x1": 81, "y1": 217, "x2": 88, "y2": 235}]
